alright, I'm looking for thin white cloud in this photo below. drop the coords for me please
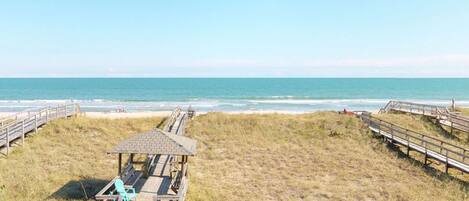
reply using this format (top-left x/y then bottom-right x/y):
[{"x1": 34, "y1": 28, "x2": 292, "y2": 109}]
[
  {"x1": 180, "y1": 54, "x2": 469, "y2": 68},
  {"x1": 2, "y1": 54, "x2": 469, "y2": 77}
]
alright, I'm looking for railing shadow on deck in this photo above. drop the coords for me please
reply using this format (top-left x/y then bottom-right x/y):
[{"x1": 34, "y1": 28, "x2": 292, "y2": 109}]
[
  {"x1": 48, "y1": 177, "x2": 110, "y2": 200},
  {"x1": 156, "y1": 117, "x2": 168, "y2": 129}
]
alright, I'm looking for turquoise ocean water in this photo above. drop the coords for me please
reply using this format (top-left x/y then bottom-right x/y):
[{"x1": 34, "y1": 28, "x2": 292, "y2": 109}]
[{"x1": 0, "y1": 78, "x2": 468, "y2": 112}]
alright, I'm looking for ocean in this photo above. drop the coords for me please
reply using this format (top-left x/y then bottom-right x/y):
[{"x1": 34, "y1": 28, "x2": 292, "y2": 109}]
[{"x1": 0, "y1": 78, "x2": 468, "y2": 112}]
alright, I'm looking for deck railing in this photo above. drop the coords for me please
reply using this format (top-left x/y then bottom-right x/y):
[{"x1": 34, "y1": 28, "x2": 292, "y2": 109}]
[
  {"x1": 163, "y1": 107, "x2": 182, "y2": 132},
  {"x1": 360, "y1": 113, "x2": 469, "y2": 172},
  {"x1": 96, "y1": 107, "x2": 192, "y2": 201},
  {"x1": 0, "y1": 103, "x2": 80, "y2": 155},
  {"x1": 380, "y1": 100, "x2": 469, "y2": 133},
  {"x1": 380, "y1": 100, "x2": 449, "y2": 115}
]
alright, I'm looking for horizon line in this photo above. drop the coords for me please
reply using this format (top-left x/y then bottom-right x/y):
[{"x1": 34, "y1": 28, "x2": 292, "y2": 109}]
[{"x1": 1, "y1": 76, "x2": 469, "y2": 79}]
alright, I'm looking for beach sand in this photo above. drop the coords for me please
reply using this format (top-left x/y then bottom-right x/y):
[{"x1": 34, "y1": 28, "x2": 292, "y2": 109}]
[{"x1": 0, "y1": 109, "x2": 380, "y2": 119}]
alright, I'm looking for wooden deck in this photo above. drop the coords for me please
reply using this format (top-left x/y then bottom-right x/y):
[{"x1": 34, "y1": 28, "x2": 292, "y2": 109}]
[
  {"x1": 360, "y1": 113, "x2": 469, "y2": 173},
  {"x1": 135, "y1": 109, "x2": 189, "y2": 200},
  {"x1": 96, "y1": 108, "x2": 191, "y2": 201},
  {"x1": 0, "y1": 104, "x2": 80, "y2": 155},
  {"x1": 381, "y1": 101, "x2": 469, "y2": 133}
]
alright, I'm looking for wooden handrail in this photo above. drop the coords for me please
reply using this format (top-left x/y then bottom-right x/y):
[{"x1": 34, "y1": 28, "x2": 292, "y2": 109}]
[
  {"x1": 380, "y1": 101, "x2": 469, "y2": 132},
  {"x1": 0, "y1": 103, "x2": 80, "y2": 154},
  {"x1": 361, "y1": 113, "x2": 469, "y2": 161},
  {"x1": 0, "y1": 103, "x2": 78, "y2": 130}
]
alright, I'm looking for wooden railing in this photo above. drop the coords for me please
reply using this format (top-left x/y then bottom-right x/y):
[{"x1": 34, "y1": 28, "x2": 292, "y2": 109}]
[
  {"x1": 360, "y1": 113, "x2": 469, "y2": 173},
  {"x1": 96, "y1": 107, "x2": 192, "y2": 201},
  {"x1": 163, "y1": 107, "x2": 182, "y2": 132},
  {"x1": 439, "y1": 112, "x2": 469, "y2": 133},
  {"x1": 380, "y1": 100, "x2": 449, "y2": 115},
  {"x1": 380, "y1": 101, "x2": 469, "y2": 133},
  {"x1": 0, "y1": 103, "x2": 80, "y2": 155}
]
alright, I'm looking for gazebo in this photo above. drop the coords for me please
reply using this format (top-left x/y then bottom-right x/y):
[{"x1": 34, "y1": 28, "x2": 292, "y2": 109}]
[{"x1": 95, "y1": 129, "x2": 196, "y2": 201}]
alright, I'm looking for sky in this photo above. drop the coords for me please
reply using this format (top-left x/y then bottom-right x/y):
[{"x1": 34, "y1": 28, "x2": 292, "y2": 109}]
[{"x1": 1, "y1": 0, "x2": 469, "y2": 77}]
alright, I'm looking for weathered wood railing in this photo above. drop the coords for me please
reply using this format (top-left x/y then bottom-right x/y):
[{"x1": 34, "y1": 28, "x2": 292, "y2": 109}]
[
  {"x1": 360, "y1": 113, "x2": 469, "y2": 173},
  {"x1": 163, "y1": 107, "x2": 182, "y2": 132},
  {"x1": 439, "y1": 113, "x2": 469, "y2": 133},
  {"x1": 380, "y1": 100, "x2": 469, "y2": 133},
  {"x1": 380, "y1": 100, "x2": 449, "y2": 116},
  {"x1": 0, "y1": 103, "x2": 80, "y2": 155}
]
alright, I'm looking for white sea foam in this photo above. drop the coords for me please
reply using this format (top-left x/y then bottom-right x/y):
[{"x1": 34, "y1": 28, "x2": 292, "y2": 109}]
[{"x1": 0, "y1": 98, "x2": 468, "y2": 112}]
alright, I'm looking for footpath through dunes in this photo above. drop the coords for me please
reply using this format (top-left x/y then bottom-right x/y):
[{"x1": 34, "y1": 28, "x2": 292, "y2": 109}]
[{"x1": 185, "y1": 112, "x2": 469, "y2": 201}]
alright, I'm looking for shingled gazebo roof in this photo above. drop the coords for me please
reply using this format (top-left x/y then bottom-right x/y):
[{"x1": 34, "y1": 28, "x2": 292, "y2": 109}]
[{"x1": 109, "y1": 129, "x2": 196, "y2": 155}]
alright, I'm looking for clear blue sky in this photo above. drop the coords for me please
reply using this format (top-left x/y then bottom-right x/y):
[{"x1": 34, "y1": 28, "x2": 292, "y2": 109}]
[{"x1": 1, "y1": 0, "x2": 469, "y2": 77}]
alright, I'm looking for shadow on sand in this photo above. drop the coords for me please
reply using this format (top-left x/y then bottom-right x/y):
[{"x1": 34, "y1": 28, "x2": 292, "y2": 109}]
[{"x1": 49, "y1": 177, "x2": 109, "y2": 200}]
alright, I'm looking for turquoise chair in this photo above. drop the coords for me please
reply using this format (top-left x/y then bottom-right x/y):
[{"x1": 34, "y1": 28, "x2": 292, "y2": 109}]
[{"x1": 114, "y1": 179, "x2": 137, "y2": 201}]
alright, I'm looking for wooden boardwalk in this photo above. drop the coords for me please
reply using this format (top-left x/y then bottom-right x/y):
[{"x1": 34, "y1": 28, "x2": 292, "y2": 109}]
[
  {"x1": 360, "y1": 113, "x2": 469, "y2": 173},
  {"x1": 0, "y1": 104, "x2": 80, "y2": 155},
  {"x1": 381, "y1": 101, "x2": 469, "y2": 133},
  {"x1": 96, "y1": 107, "x2": 193, "y2": 201},
  {"x1": 137, "y1": 108, "x2": 190, "y2": 201}
]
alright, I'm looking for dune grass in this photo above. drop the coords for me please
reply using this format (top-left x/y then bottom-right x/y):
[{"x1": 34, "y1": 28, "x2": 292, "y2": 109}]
[
  {"x1": 186, "y1": 112, "x2": 469, "y2": 201},
  {"x1": 456, "y1": 107, "x2": 469, "y2": 116},
  {"x1": 0, "y1": 116, "x2": 163, "y2": 201},
  {"x1": 0, "y1": 113, "x2": 468, "y2": 201}
]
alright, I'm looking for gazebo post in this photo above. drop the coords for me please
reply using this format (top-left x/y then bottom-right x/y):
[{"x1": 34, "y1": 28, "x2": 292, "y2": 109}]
[
  {"x1": 180, "y1": 156, "x2": 185, "y2": 173},
  {"x1": 118, "y1": 153, "x2": 122, "y2": 176},
  {"x1": 181, "y1": 155, "x2": 187, "y2": 175}
]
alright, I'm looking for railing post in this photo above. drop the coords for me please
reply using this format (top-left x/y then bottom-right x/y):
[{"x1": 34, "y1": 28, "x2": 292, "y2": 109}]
[
  {"x1": 424, "y1": 142, "x2": 428, "y2": 165},
  {"x1": 406, "y1": 134, "x2": 410, "y2": 156},
  {"x1": 6, "y1": 127, "x2": 9, "y2": 155},
  {"x1": 440, "y1": 141, "x2": 443, "y2": 154},
  {"x1": 34, "y1": 114, "x2": 38, "y2": 133},
  {"x1": 463, "y1": 150, "x2": 466, "y2": 163},
  {"x1": 46, "y1": 108, "x2": 49, "y2": 122},
  {"x1": 22, "y1": 119, "x2": 25, "y2": 145},
  {"x1": 450, "y1": 121, "x2": 454, "y2": 135},
  {"x1": 390, "y1": 124, "x2": 394, "y2": 140},
  {"x1": 445, "y1": 150, "x2": 449, "y2": 174}
]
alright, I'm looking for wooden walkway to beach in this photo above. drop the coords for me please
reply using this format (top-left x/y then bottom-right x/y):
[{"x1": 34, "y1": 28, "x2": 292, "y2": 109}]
[
  {"x1": 380, "y1": 101, "x2": 469, "y2": 133},
  {"x1": 360, "y1": 113, "x2": 469, "y2": 173},
  {"x1": 137, "y1": 108, "x2": 190, "y2": 201},
  {"x1": 0, "y1": 104, "x2": 80, "y2": 155},
  {"x1": 96, "y1": 107, "x2": 193, "y2": 201}
]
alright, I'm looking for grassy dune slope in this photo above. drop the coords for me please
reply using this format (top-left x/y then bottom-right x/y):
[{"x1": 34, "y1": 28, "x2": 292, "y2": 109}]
[
  {"x1": 0, "y1": 117, "x2": 162, "y2": 201},
  {"x1": 0, "y1": 114, "x2": 467, "y2": 201},
  {"x1": 456, "y1": 107, "x2": 469, "y2": 116},
  {"x1": 186, "y1": 113, "x2": 468, "y2": 201}
]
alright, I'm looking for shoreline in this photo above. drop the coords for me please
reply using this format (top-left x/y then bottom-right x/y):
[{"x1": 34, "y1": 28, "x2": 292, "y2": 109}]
[{"x1": 0, "y1": 109, "x2": 381, "y2": 119}]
